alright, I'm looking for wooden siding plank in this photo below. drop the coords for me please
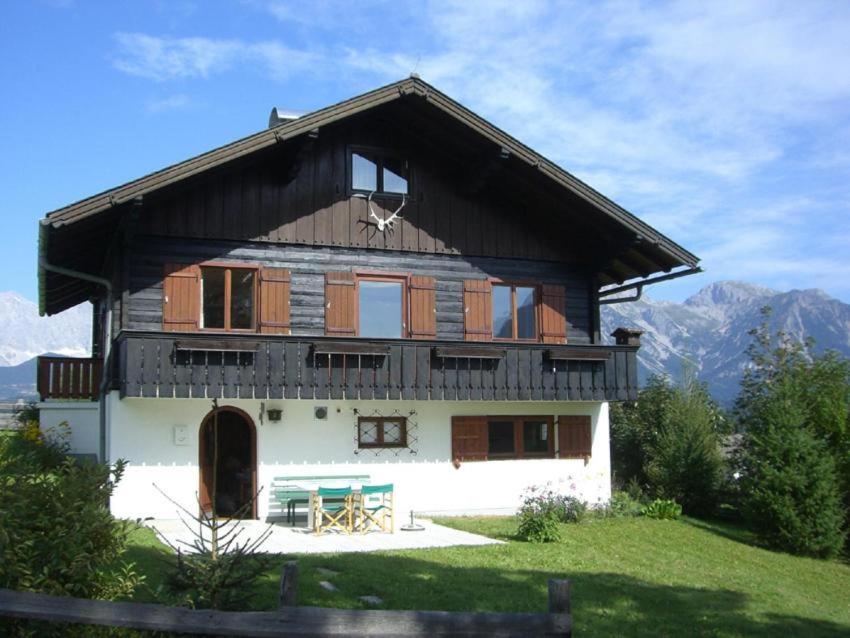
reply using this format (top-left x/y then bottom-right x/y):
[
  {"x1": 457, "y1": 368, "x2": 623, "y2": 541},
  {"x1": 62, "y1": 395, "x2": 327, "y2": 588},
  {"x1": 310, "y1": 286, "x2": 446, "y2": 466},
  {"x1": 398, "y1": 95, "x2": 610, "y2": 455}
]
[
  {"x1": 506, "y1": 348, "x2": 519, "y2": 400},
  {"x1": 359, "y1": 354, "x2": 375, "y2": 400},
  {"x1": 456, "y1": 357, "x2": 470, "y2": 401},
  {"x1": 268, "y1": 342, "x2": 284, "y2": 399},
  {"x1": 253, "y1": 343, "x2": 268, "y2": 399},
  {"x1": 284, "y1": 342, "x2": 299, "y2": 399},
  {"x1": 330, "y1": 353, "x2": 344, "y2": 400},
  {"x1": 401, "y1": 345, "x2": 416, "y2": 400},
  {"x1": 141, "y1": 338, "x2": 159, "y2": 398},
  {"x1": 469, "y1": 357, "x2": 482, "y2": 401},
  {"x1": 345, "y1": 354, "x2": 359, "y2": 399},
  {"x1": 517, "y1": 349, "x2": 531, "y2": 400},
  {"x1": 415, "y1": 346, "x2": 430, "y2": 401},
  {"x1": 222, "y1": 351, "x2": 238, "y2": 398}
]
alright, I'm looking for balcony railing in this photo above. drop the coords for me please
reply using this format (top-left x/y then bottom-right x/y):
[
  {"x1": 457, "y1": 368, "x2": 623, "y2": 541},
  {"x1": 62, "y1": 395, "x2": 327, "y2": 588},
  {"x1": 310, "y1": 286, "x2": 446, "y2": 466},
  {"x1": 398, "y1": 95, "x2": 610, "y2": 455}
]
[
  {"x1": 37, "y1": 356, "x2": 103, "y2": 401},
  {"x1": 114, "y1": 332, "x2": 640, "y2": 402}
]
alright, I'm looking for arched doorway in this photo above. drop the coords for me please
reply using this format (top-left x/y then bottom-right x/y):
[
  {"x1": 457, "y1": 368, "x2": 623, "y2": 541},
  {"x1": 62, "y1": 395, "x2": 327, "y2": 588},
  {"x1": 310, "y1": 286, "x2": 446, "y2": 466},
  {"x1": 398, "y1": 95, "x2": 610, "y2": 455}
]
[{"x1": 199, "y1": 406, "x2": 257, "y2": 519}]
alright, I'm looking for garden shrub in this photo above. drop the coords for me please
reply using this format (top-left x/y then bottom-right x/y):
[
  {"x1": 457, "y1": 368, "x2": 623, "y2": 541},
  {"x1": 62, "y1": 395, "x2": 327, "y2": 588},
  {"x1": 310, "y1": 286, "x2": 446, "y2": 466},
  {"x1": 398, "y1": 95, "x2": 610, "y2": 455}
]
[
  {"x1": 646, "y1": 373, "x2": 724, "y2": 517},
  {"x1": 516, "y1": 485, "x2": 588, "y2": 542},
  {"x1": 609, "y1": 491, "x2": 644, "y2": 517},
  {"x1": 641, "y1": 499, "x2": 682, "y2": 520},
  {"x1": 516, "y1": 509, "x2": 562, "y2": 543},
  {"x1": 611, "y1": 374, "x2": 726, "y2": 517},
  {"x1": 0, "y1": 429, "x2": 141, "y2": 600}
]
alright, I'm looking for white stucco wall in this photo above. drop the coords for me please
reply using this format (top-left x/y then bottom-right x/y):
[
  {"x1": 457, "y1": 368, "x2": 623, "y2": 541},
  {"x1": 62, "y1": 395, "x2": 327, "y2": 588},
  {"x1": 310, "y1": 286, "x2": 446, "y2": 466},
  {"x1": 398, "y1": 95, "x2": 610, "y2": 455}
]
[
  {"x1": 38, "y1": 402, "x2": 100, "y2": 457},
  {"x1": 105, "y1": 391, "x2": 611, "y2": 521}
]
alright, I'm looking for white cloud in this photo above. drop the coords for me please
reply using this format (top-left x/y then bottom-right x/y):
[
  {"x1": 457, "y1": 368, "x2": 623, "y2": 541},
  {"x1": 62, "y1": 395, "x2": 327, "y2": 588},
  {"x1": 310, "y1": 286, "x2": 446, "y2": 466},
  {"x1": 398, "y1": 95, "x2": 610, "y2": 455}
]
[{"x1": 112, "y1": 33, "x2": 315, "y2": 82}]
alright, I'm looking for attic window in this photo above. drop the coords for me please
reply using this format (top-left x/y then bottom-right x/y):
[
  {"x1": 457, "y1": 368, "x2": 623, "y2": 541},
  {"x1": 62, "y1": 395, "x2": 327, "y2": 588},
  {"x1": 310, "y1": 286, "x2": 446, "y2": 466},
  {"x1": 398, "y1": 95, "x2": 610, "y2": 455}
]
[{"x1": 351, "y1": 149, "x2": 408, "y2": 195}]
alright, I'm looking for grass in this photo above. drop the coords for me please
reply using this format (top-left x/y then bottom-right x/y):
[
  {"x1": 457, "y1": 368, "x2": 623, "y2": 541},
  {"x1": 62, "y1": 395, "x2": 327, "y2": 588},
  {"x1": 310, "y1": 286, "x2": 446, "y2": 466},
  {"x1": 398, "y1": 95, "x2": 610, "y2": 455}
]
[{"x1": 123, "y1": 517, "x2": 850, "y2": 637}]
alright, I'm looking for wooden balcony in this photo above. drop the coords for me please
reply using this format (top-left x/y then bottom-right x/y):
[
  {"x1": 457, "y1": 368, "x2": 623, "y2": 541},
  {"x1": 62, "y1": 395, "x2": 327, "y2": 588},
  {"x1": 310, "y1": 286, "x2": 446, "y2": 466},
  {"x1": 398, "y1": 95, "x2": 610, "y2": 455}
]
[
  {"x1": 114, "y1": 332, "x2": 639, "y2": 402},
  {"x1": 37, "y1": 356, "x2": 103, "y2": 401}
]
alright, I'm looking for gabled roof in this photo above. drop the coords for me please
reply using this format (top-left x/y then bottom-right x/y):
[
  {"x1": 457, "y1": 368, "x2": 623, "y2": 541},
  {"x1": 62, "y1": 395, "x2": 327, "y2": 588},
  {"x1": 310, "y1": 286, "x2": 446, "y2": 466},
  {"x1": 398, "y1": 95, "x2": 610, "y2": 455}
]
[{"x1": 39, "y1": 76, "x2": 699, "y2": 315}]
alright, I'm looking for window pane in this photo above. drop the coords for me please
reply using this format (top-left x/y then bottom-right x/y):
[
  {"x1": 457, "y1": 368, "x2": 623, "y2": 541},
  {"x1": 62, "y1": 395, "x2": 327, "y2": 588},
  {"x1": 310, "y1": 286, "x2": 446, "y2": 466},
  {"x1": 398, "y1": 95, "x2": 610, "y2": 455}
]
[
  {"x1": 359, "y1": 420, "x2": 379, "y2": 445},
  {"x1": 352, "y1": 152, "x2": 378, "y2": 191},
  {"x1": 383, "y1": 420, "x2": 403, "y2": 444},
  {"x1": 523, "y1": 420, "x2": 549, "y2": 453},
  {"x1": 516, "y1": 286, "x2": 536, "y2": 339},
  {"x1": 493, "y1": 286, "x2": 513, "y2": 339},
  {"x1": 359, "y1": 280, "x2": 402, "y2": 338},
  {"x1": 230, "y1": 268, "x2": 255, "y2": 329},
  {"x1": 382, "y1": 156, "x2": 408, "y2": 194},
  {"x1": 201, "y1": 267, "x2": 225, "y2": 329},
  {"x1": 488, "y1": 420, "x2": 515, "y2": 455}
]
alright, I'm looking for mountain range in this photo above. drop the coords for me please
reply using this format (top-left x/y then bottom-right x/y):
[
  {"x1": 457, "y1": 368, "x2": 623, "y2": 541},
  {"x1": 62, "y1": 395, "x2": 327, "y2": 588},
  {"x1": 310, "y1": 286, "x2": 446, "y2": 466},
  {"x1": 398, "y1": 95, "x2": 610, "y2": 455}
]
[
  {"x1": 0, "y1": 283, "x2": 848, "y2": 404},
  {"x1": 0, "y1": 292, "x2": 90, "y2": 399},
  {"x1": 601, "y1": 281, "x2": 850, "y2": 405}
]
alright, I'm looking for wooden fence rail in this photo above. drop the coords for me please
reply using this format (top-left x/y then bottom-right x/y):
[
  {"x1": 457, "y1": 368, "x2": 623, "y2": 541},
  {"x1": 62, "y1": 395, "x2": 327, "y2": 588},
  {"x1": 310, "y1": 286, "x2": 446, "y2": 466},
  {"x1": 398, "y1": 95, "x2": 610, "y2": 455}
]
[
  {"x1": 37, "y1": 356, "x2": 103, "y2": 401},
  {"x1": 0, "y1": 563, "x2": 571, "y2": 637}
]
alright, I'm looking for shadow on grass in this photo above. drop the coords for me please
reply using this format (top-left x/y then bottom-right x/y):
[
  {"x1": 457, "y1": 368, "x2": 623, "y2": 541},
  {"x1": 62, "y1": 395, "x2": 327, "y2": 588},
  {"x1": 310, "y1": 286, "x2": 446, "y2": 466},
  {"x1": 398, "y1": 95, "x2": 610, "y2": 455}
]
[
  {"x1": 681, "y1": 516, "x2": 761, "y2": 547},
  {"x1": 118, "y1": 533, "x2": 850, "y2": 637}
]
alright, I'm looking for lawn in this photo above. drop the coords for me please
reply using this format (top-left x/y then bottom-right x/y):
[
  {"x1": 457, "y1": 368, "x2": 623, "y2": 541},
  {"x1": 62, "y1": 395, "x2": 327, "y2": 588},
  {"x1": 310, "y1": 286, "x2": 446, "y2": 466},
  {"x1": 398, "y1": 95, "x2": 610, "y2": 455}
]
[{"x1": 124, "y1": 516, "x2": 850, "y2": 637}]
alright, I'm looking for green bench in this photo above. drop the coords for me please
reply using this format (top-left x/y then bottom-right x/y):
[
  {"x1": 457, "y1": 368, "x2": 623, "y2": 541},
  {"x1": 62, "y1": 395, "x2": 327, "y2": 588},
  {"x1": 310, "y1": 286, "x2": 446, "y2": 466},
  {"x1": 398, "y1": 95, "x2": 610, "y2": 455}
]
[{"x1": 272, "y1": 474, "x2": 371, "y2": 525}]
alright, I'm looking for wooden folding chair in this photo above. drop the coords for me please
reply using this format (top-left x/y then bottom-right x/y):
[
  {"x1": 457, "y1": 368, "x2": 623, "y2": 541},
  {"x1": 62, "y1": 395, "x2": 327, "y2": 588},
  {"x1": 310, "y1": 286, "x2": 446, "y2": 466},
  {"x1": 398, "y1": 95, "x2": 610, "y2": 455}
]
[
  {"x1": 314, "y1": 486, "x2": 354, "y2": 534},
  {"x1": 356, "y1": 483, "x2": 394, "y2": 533}
]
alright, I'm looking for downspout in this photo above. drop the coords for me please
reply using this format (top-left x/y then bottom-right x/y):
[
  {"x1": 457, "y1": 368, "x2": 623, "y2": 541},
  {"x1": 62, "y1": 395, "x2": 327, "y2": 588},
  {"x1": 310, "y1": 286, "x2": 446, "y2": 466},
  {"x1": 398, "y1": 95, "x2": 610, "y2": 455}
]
[{"x1": 38, "y1": 222, "x2": 113, "y2": 463}]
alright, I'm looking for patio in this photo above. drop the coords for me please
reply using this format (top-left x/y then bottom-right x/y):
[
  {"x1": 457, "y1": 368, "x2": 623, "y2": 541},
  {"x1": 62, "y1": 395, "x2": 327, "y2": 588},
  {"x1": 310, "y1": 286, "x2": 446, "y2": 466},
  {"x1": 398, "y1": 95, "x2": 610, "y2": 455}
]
[{"x1": 146, "y1": 518, "x2": 503, "y2": 555}]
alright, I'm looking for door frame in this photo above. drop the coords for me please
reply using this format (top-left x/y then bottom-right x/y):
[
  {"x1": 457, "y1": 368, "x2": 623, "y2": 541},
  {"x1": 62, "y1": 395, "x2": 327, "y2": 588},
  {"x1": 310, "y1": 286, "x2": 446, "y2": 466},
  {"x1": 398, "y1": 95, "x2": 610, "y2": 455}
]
[{"x1": 198, "y1": 405, "x2": 258, "y2": 519}]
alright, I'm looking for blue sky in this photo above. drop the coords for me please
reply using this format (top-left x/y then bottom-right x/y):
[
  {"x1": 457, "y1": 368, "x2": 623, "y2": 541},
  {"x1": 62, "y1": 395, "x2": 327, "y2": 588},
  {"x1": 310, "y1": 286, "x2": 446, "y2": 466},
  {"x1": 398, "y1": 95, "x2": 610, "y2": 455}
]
[{"x1": 2, "y1": 0, "x2": 849, "y2": 305}]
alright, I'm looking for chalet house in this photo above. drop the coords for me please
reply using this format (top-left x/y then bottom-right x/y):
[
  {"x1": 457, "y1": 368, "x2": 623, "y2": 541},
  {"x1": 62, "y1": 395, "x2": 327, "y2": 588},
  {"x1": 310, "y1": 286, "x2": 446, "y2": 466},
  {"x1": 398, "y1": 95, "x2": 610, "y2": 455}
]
[{"x1": 36, "y1": 77, "x2": 699, "y2": 521}]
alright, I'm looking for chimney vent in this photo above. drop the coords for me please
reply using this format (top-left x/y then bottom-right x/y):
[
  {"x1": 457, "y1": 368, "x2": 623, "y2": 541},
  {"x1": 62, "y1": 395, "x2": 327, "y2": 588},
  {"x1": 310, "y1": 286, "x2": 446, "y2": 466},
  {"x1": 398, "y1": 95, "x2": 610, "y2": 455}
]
[{"x1": 269, "y1": 107, "x2": 301, "y2": 129}]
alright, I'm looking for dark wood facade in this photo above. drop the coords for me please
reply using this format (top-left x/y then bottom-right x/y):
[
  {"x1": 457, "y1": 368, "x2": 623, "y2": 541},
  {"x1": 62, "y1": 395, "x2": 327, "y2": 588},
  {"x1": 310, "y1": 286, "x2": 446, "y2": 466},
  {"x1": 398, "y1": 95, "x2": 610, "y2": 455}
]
[
  {"x1": 36, "y1": 79, "x2": 691, "y2": 403},
  {"x1": 119, "y1": 238, "x2": 596, "y2": 343},
  {"x1": 115, "y1": 332, "x2": 639, "y2": 402}
]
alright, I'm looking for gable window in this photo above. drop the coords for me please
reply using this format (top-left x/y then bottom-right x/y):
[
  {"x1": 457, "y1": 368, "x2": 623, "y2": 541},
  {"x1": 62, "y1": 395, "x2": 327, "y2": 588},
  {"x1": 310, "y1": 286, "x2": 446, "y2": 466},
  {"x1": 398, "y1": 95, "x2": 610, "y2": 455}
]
[
  {"x1": 493, "y1": 284, "x2": 537, "y2": 341},
  {"x1": 351, "y1": 149, "x2": 409, "y2": 195},
  {"x1": 358, "y1": 416, "x2": 407, "y2": 448},
  {"x1": 201, "y1": 266, "x2": 256, "y2": 331},
  {"x1": 357, "y1": 276, "x2": 406, "y2": 338}
]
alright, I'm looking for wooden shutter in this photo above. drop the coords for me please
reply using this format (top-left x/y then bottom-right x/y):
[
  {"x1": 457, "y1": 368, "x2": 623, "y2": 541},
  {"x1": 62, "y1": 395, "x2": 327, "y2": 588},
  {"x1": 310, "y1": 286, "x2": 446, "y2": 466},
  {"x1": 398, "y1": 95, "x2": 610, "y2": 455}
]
[
  {"x1": 408, "y1": 276, "x2": 436, "y2": 339},
  {"x1": 162, "y1": 264, "x2": 200, "y2": 332},
  {"x1": 557, "y1": 415, "x2": 592, "y2": 458},
  {"x1": 540, "y1": 284, "x2": 568, "y2": 344},
  {"x1": 325, "y1": 271, "x2": 356, "y2": 336},
  {"x1": 451, "y1": 416, "x2": 489, "y2": 462},
  {"x1": 463, "y1": 280, "x2": 492, "y2": 342},
  {"x1": 258, "y1": 267, "x2": 291, "y2": 334}
]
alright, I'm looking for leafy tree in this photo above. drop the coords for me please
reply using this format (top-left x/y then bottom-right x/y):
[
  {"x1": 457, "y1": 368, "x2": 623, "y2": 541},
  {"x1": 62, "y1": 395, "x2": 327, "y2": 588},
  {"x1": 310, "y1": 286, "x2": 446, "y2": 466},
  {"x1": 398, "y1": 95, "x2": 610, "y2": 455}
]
[
  {"x1": 610, "y1": 375, "x2": 677, "y2": 489},
  {"x1": 646, "y1": 372, "x2": 724, "y2": 517},
  {"x1": 611, "y1": 373, "x2": 725, "y2": 516},
  {"x1": 737, "y1": 375, "x2": 846, "y2": 557},
  {"x1": 735, "y1": 307, "x2": 848, "y2": 556}
]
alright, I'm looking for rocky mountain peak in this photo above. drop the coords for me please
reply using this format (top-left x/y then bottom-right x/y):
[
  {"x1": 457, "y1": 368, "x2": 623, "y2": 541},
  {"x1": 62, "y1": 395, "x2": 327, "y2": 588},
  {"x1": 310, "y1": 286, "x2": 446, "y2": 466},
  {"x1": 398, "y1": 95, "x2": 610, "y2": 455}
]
[{"x1": 684, "y1": 280, "x2": 776, "y2": 309}]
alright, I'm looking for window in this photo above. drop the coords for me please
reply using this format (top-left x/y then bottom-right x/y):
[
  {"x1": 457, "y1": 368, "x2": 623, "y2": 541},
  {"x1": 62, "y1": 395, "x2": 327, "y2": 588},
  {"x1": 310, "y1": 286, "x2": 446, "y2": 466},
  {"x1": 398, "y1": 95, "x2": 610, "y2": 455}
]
[
  {"x1": 358, "y1": 276, "x2": 406, "y2": 338},
  {"x1": 358, "y1": 416, "x2": 407, "y2": 448},
  {"x1": 201, "y1": 266, "x2": 256, "y2": 331},
  {"x1": 351, "y1": 149, "x2": 409, "y2": 195},
  {"x1": 493, "y1": 284, "x2": 537, "y2": 341},
  {"x1": 486, "y1": 416, "x2": 553, "y2": 459}
]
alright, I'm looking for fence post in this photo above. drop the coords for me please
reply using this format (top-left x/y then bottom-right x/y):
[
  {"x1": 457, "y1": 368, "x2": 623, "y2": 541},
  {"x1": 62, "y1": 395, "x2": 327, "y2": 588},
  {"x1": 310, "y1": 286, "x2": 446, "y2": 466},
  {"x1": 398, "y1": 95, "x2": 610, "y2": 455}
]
[
  {"x1": 279, "y1": 561, "x2": 298, "y2": 608},
  {"x1": 548, "y1": 578, "x2": 570, "y2": 614}
]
